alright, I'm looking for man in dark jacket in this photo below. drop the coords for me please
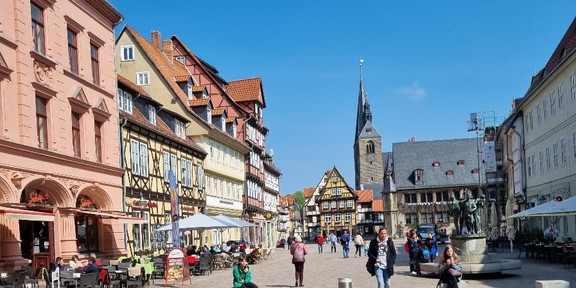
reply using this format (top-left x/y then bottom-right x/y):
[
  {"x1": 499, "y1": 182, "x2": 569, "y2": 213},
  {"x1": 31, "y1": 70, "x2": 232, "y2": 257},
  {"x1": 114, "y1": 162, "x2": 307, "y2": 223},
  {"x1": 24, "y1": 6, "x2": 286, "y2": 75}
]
[{"x1": 368, "y1": 228, "x2": 396, "y2": 288}]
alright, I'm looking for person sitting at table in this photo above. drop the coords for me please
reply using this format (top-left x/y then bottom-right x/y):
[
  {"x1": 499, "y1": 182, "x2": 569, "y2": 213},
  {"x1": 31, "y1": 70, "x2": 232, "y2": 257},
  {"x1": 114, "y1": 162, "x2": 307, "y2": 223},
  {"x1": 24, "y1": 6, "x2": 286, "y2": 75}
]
[
  {"x1": 201, "y1": 246, "x2": 212, "y2": 258},
  {"x1": 233, "y1": 256, "x2": 258, "y2": 288},
  {"x1": 89, "y1": 253, "x2": 104, "y2": 266},
  {"x1": 83, "y1": 257, "x2": 99, "y2": 273},
  {"x1": 211, "y1": 245, "x2": 221, "y2": 254},
  {"x1": 68, "y1": 255, "x2": 83, "y2": 269},
  {"x1": 50, "y1": 257, "x2": 64, "y2": 272}
]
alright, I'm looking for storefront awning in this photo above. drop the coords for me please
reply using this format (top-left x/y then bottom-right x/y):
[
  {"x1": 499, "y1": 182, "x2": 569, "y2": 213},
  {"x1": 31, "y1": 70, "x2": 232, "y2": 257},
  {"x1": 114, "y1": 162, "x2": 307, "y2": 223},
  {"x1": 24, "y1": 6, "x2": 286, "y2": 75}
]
[
  {"x1": 74, "y1": 209, "x2": 146, "y2": 224},
  {"x1": 0, "y1": 207, "x2": 55, "y2": 221}
]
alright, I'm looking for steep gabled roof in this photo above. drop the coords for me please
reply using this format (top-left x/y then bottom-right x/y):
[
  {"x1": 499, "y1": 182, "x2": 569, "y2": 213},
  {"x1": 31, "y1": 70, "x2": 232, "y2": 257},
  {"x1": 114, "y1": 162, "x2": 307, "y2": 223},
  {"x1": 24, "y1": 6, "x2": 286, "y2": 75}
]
[
  {"x1": 227, "y1": 78, "x2": 266, "y2": 107},
  {"x1": 356, "y1": 190, "x2": 373, "y2": 203}
]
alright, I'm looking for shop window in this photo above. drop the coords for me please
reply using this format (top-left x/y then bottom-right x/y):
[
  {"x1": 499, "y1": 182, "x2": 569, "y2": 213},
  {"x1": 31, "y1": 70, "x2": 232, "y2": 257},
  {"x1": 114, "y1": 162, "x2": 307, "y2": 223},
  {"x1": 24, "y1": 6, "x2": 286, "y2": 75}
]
[{"x1": 75, "y1": 195, "x2": 99, "y2": 253}]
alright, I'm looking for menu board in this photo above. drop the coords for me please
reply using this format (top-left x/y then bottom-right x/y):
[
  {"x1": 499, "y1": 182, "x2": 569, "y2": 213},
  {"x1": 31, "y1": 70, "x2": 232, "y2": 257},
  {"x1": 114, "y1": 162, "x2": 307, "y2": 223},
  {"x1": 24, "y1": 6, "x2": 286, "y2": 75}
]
[{"x1": 165, "y1": 248, "x2": 190, "y2": 286}]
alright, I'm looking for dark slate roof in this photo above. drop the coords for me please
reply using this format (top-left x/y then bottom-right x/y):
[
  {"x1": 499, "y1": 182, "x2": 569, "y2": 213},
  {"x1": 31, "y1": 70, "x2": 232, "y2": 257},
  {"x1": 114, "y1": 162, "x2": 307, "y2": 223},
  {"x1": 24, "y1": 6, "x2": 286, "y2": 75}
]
[
  {"x1": 382, "y1": 152, "x2": 393, "y2": 172},
  {"x1": 358, "y1": 121, "x2": 381, "y2": 139},
  {"x1": 392, "y1": 138, "x2": 480, "y2": 190},
  {"x1": 361, "y1": 183, "x2": 384, "y2": 199}
]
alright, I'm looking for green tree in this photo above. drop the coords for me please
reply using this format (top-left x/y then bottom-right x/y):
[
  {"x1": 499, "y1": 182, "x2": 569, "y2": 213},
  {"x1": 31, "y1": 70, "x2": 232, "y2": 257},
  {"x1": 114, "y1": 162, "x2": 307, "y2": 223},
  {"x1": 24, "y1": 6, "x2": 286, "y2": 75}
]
[{"x1": 293, "y1": 191, "x2": 306, "y2": 233}]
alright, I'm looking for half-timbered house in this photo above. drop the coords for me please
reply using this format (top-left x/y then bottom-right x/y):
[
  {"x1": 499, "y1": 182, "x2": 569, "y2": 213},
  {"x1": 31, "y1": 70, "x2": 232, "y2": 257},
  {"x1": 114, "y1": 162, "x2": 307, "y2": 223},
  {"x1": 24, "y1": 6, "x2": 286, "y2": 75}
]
[{"x1": 317, "y1": 167, "x2": 358, "y2": 237}]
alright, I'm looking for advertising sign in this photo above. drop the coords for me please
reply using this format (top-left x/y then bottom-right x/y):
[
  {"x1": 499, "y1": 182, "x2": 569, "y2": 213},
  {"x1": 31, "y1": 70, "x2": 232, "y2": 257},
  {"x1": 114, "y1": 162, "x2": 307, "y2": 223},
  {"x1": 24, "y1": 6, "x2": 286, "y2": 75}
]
[{"x1": 165, "y1": 248, "x2": 190, "y2": 286}]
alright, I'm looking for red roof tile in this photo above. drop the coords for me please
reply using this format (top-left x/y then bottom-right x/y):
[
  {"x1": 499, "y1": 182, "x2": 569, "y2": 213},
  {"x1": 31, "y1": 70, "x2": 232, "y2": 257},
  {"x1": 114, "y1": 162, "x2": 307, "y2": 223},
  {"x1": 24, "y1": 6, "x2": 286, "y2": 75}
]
[
  {"x1": 356, "y1": 190, "x2": 373, "y2": 203},
  {"x1": 212, "y1": 108, "x2": 224, "y2": 116},
  {"x1": 372, "y1": 199, "x2": 384, "y2": 212},
  {"x1": 227, "y1": 78, "x2": 265, "y2": 105},
  {"x1": 189, "y1": 98, "x2": 210, "y2": 107},
  {"x1": 117, "y1": 74, "x2": 151, "y2": 99},
  {"x1": 303, "y1": 188, "x2": 315, "y2": 199}
]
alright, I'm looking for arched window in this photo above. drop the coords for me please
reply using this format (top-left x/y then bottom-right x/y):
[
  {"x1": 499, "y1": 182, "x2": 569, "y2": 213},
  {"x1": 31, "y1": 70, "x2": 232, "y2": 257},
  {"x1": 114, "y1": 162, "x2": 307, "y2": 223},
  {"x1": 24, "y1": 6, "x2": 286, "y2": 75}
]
[{"x1": 366, "y1": 141, "x2": 375, "y2": 154}]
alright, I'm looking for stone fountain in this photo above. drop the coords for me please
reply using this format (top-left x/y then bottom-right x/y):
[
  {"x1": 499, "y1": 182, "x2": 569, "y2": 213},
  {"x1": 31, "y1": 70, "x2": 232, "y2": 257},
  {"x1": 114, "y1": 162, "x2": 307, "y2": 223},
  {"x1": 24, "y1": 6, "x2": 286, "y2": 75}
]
[{"x1": 421, "y1": 190, "x2": 521, "y2": 274}]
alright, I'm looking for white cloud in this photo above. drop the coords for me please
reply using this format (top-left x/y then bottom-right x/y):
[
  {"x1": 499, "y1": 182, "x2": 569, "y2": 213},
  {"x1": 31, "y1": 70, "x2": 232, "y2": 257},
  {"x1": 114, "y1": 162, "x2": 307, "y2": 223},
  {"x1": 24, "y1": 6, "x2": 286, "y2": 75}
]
[{"x1": 397, "y1": 82, "x2": 427, "y2": 100}]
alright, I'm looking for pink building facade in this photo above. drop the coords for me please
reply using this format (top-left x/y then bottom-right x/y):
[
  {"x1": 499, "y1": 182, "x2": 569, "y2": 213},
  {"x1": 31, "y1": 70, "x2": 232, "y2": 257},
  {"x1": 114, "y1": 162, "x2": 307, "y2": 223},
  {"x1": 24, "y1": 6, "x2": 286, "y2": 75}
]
[{"x1": 0, "y1": 0, "x2": 126, "y2": 271}]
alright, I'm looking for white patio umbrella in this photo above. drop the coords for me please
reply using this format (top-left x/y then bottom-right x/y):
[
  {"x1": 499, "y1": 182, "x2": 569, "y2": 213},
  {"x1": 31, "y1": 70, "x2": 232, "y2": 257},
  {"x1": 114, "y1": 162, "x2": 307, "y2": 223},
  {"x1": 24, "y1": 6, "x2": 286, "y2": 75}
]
[
  {"x1": 155, "y1": 213, "x2": 235, "y2": 231},
  {"x1": 508, "y1": 196, "x2": 576, "y2": 218},
  {"x1": 214, "y1": 214, "x2": 255, "y2": 228}
]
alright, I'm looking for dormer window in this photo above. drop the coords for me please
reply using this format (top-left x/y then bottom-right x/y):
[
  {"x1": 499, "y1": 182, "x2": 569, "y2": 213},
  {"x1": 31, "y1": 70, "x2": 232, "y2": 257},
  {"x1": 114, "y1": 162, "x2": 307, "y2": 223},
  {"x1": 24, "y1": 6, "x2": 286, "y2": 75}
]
[
  {"x1": 148, "y1": 105, "x2": 156, "y2": 125},
  {"x1": 201, "y1": 90, "x2": 207, "y2": 99},
  {"x1": 206, "y1": 105, "x2": 212, "y2": 124},
  {"x1": 446, "y1": 170, "x2": 454, "y2": 176},
  {"x1": 117, "y1": 88, "x2": 133, "y2": 114},
  {"x1": 471, "y1": 168, "x2": 479, "y2": 174},
  {"x1": 433, "y1": 161, "x2": 440, "y2": 167},
  {"x1": 187, "y1": 81, "x2": 193, "y2": 100},
  {"x1": 221, "y1": 116, "x2": 225, "y2": 131},
  {"x1": 414, "y1": 169, "x2": 423, "y2": 182},
  {"x1": 457, "y1": 160, "x2": 465, "y2": 166},
  {"x1": 175, "y1": 119, "x2": 185, "y2": 138}
]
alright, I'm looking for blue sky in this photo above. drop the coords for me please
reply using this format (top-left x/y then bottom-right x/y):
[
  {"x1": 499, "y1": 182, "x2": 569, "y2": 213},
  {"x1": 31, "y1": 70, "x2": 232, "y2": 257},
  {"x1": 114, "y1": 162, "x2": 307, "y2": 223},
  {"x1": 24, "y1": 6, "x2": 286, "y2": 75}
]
[{"x1": 109, "y1": 0, "x2": 576, "y2": 195}]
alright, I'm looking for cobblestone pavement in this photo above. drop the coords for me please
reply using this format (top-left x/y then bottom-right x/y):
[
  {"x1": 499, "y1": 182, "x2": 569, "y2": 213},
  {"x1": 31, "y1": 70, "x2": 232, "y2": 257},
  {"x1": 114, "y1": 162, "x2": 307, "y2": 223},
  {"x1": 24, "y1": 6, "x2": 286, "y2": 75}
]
[{"x1": 151, "y1": 242, "x2": 576, "y2": 288}]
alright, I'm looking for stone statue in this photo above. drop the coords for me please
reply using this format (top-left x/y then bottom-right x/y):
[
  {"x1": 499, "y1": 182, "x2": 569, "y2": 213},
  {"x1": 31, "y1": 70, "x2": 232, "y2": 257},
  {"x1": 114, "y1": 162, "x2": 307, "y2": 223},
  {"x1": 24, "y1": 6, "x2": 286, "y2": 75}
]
[{"x1": 450, "y1": 189, "x2": 485, "y2": 235}]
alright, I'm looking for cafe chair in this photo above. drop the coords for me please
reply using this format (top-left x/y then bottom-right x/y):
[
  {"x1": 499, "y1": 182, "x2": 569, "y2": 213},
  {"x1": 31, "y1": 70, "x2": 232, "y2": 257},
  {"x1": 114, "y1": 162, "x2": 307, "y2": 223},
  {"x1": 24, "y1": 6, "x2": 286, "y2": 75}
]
[
  {"x1": 104, "y1": 267, "x2": 120, "y2": 288},
  {"x1": 151, "y1": 258, "x2": 165, "y2": 282},
  {"x1": 4, "y1": 269, "x2": 27, "y2": 288},
  {"x1": 125, "y1": 267, "x2": 142, "y2": 288},
  {"x1": 197, "y1": 256, "x2": 212, "y2": 276},
  {"x1": 78, "y1": 273, "x2": 100, "y2": 288}
]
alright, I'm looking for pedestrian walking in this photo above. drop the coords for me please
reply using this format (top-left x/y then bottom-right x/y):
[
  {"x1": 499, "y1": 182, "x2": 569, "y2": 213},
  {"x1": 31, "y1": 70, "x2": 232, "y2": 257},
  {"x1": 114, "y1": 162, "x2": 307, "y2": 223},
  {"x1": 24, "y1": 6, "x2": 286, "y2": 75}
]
[
  {"x1": 287, "y1": 235, "x2": 294, "y2": 250},
  {"x1": 290, "y1": 235, "x2": 308, "y2": 287},
  {"x1": 329, "y1": 232, "x2": 337, "y2": 253},
  {"x1": 354, "y1": 232, "x2": 364, "y2": 258},
  {"x1": 367, "y1": 228, "x2": 397, "y2": 288},
  {"x1": 316, "y1": 234, "x2": 324, "y2": 253},
  {"x1": 340, "y1": 230, "x2": 350, "y2": 258}
]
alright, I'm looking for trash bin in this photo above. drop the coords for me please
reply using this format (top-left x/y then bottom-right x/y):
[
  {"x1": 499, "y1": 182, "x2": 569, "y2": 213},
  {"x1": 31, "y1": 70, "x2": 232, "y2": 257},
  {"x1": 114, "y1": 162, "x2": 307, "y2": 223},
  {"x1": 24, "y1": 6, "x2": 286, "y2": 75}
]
[{"x1": 338, "y1": 277, "x2": 352, "y2": 288}]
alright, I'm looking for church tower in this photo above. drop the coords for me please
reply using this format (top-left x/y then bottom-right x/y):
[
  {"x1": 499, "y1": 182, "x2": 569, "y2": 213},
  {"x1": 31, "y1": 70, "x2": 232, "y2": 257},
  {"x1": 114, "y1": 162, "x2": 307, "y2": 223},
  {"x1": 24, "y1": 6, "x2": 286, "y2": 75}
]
[{"x1": 354, "y1": 60, "x2": 384, "y2": 189}]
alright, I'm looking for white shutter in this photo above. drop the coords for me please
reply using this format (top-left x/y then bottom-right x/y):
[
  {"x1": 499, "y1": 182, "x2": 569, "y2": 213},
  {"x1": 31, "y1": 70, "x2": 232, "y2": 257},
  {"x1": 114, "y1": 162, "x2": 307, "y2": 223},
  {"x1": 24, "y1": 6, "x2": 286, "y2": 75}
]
[
  {"x1": 163, "y1": 151, "x2": 170, "y2": 182},
  {"x1": 171, "y1": 154, "x2": 177, "y2": 180}
]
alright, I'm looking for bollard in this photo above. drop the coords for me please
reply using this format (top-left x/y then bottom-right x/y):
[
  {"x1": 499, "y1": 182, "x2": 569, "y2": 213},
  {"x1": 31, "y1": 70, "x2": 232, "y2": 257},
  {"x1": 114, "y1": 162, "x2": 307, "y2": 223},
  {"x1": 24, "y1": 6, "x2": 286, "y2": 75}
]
[{"x1": 338, "y1": 277, "x2": 352, "y2": 288}]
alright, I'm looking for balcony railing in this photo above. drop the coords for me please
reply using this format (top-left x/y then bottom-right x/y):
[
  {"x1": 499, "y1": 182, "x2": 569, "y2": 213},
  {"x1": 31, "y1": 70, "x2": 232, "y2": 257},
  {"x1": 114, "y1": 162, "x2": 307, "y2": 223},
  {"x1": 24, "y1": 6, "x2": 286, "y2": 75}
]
[
  {"x1": 306, "y1": 211, "x2": 319, "y2": 216},
  {"x1": 357, "y1": 208, "x2": 373, "y2": 213}
]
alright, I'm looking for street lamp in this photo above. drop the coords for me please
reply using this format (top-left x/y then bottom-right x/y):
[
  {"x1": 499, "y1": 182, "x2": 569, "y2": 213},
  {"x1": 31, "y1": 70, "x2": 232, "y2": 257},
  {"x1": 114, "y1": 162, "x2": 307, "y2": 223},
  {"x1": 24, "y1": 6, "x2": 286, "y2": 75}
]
[{"x1": 467, "y1": 112, "x2": 483, "y2": 196}]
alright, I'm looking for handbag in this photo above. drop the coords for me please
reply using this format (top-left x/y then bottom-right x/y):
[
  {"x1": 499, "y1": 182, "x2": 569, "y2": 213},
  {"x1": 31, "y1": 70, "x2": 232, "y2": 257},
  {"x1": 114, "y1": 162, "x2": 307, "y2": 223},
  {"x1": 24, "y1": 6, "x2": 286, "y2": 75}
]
[{"x1": 448, "y1": 268, "x2": 462, "y2": 277}]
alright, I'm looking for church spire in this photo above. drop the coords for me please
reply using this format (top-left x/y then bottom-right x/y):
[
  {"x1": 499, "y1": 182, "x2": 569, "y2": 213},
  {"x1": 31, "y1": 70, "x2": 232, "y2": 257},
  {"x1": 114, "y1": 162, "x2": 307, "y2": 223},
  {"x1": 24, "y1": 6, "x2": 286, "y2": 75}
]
[{"x1": 355, "y1": 59, "x2": 372, "y2": 139}]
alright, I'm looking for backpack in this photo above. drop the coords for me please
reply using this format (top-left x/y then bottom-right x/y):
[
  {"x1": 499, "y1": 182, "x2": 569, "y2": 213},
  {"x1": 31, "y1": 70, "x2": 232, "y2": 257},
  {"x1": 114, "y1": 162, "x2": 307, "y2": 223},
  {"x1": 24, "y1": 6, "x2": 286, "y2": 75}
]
[
  {"x1": 404, "y1": 241, "x2": 409, "y2": 253},
  {"x1": 340, "y1": 234, "x2": 348, "y2": 245},
  {"x1": 419, "y1": 249, "x2": 431, "y2": 263}
]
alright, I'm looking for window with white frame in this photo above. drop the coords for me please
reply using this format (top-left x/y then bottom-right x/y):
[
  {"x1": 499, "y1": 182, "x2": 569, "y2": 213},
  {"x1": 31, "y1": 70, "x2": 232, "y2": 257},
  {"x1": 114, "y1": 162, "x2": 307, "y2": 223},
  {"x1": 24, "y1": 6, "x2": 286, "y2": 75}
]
[
  {"x1": 527, "y1": 156, "x2": 532, "y2": 177},
  {"x1": 324, "y1": 213, "x2": 331, "y2": 223},
  {"x1": 322, "y1": 202, "x2": 329, "y2": 209},
  {"x1": 331, "y1": 201, "x2": 336, "y2": 208},
  {"x1": 347, "y1": 200, "x2": 353, "y2": 207},
  {"x1": 334, "y1": 213, "x2": 341, "y2": 222},
  {"x1": 121, "y1": 45, "x2": 135, "y2": 61},
  {"x1": 571, "y1": 72, "x2": 576, "y2": 99},
  {"x1": 531, "y1": 153, "x2": 536, "y2": 175},
  {"x1": 130, "y1": 140, "x2": 149, "y2": 177},
  {"x1": 181, "y1": 158, "x2": 193, "y2": 187},
  {"x1": 553, "y1": 142, "x2": 559, "y2": 168},
  {"x1": 196, "y1": 164, "x2": 203, "y2": 189},
  {"x1": 550, "y1": 91, "x2": 556, "y2": 117},
  {"x1": 117, "y1": 88, "x2": 133, "y2": 114},
  {"x1": 163, "y1": 151, "x2": 178, "y2": 182},
  {"x1": 529, "y1": 110, "x2": 534, "y2": 131},
  {"x1": 132, "y1": 211, "x2": 150, "y2": 251},
  {"x1": 546, "y1": 146, "x2": 551, "y2": 170},
  {"x1": 175, "y1": 55, "x2": 185, "y2": 64},
  {"x1": 537, "y1": 103, "x2": 542, "y2": 125},
  {"x1": 543, "y1": 98, "x2": 548, "y2": 121},
  {"x1": 175, "y1": 119, "x2": 186, "y2": 138},
  {"x1": 558, "y1": 83, "x2": 564, "y2": 109},
  {"x1": 539, "y1": 151, "x2": 544, "y2": 172},
  {"x1": 561, "y1": 138, "x2": 567, "y2": 164},
  {"x1": 344, "y1": 212, "x2": 351, "y2": 222},
  {"x1": 148, "y1": 105, "x2": 156, "y2": 125},
  {"x1": 206, "y1": 105, "x2": 212, "y2": 123},
  {"x1": 331, "y1": 188, "x2": 342, "y2": 196},
  {"x1": 339, "y1": 200, "x2": 345, "y2": 208},
  {"x1": 137, "y1": 71, "x2": 150, "y2": 85}
]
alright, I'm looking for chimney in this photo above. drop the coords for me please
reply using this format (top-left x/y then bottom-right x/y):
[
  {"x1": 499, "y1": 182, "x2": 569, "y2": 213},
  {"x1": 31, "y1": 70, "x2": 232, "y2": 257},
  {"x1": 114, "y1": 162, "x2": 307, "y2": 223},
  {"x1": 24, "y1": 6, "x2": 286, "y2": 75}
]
[
  {"x1": 151, "y1": 30, "x2": 161, "y2": 49},
  {"x1": 163, "y1": 40, "x2": 173, "y2": 64}
]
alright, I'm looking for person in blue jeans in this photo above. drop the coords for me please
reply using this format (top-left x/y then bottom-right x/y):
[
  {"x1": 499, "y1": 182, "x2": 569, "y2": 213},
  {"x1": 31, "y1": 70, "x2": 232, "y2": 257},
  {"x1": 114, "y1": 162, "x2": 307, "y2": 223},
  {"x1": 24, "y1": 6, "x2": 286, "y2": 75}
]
[
  {"x1": 340, "y1": 230, "x2": 350, "y2": 258},
  {"x1": 330, "y1": 233, "x2": 337, "y2": 253},
  {"x1": 368, "y1": 228, "x2": 397, "y2": 288}
]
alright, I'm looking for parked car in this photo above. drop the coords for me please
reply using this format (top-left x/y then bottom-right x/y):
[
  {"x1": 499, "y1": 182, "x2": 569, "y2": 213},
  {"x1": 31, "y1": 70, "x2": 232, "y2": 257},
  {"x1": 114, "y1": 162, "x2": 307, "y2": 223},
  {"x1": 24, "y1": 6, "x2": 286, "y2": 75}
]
[{"x1": 417, "y1": 224, "x2": 449, "y2": 244}]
